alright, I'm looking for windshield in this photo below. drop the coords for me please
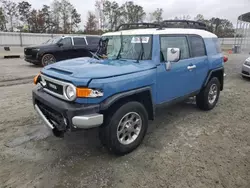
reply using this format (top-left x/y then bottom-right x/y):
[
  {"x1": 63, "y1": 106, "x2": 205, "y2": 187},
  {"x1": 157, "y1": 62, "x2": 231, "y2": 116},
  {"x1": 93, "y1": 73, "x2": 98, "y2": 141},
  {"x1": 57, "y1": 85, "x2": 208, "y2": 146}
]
[
  {"x1": 43, "y1": 37, "x2": 62, "y2": 44},
  {"x1": 101, "y1": 35, "x2": 152, "y2": 60}
]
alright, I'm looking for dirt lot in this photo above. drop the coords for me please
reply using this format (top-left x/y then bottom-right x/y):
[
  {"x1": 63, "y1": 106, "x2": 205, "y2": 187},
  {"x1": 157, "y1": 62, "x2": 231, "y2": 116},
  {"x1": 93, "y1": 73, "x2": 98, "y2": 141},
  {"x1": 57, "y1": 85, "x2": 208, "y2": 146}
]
[{"x1": 0, "y1": 55, "x2": 249, "y2": 188}]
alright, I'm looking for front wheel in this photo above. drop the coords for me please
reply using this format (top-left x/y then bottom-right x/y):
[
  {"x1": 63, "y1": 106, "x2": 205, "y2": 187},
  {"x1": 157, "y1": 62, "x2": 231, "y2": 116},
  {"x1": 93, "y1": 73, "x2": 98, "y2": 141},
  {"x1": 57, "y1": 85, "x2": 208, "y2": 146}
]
[
  {"x1": 41, "y1": 54, "x2": 56, "y2": 67},
  {"x1": 99, "y1": 101, "x2": 148, "y2": 155},
  {"x1": 196, "y1": 77, "x2": 220, "y2": 111}
]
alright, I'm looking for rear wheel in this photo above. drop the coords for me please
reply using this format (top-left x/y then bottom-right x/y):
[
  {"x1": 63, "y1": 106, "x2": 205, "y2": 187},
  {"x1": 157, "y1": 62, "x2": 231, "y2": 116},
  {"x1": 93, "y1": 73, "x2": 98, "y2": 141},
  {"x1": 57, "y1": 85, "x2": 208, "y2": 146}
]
[
  {"x1": 99, "y1": 101, "x2": 148, "y2": 155},
  {"x1": 41, "y1": 54, "x2": 56, "y2": 67},
  {"x1": 196, "y1": 77, "x2": 220, "y2": 111}
]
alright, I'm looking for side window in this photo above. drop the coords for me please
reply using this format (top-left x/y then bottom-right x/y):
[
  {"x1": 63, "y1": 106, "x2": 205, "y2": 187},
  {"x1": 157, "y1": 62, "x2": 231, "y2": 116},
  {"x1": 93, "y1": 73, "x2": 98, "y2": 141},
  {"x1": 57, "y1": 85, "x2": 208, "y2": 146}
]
[
  {"x1": 86, "y1": 36, "x2": 100, "y2": 45},
  {"x1": 61, "y1": 37, "x2": 72, "y2": 46},
  {"x1": 73, "y1": 37, "x2": 87, "y2": 45},
  {"x1": 212, "y1": 38, "x2": 222, "y2": 53},
  {"x1": 160, "y1": 36, "x2": 190, "y2": 61},
  {"x1": 189, "y1": 36, "x2": 206, "y2": 57}
]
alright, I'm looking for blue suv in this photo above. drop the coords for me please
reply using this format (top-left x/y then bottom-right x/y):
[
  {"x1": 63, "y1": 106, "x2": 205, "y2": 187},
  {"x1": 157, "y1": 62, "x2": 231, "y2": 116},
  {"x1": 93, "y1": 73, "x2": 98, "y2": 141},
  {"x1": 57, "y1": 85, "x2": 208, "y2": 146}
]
[{"x1": 32, "y1": 21, "x2": 224, "y2": 155}]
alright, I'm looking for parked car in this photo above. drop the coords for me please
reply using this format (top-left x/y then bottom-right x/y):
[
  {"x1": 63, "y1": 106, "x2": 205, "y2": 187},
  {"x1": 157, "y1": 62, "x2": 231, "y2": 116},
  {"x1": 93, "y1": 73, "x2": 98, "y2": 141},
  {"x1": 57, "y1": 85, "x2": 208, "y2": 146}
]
[
  {"x1": 24, "y1": 35, "x2": 101, "y2": 66},
  {"x1": 241, "y1": 56, "x2": 250, "y2": 78},
  {"x1": 32, "y1": 21, "x2": 225, "y2": 155}
]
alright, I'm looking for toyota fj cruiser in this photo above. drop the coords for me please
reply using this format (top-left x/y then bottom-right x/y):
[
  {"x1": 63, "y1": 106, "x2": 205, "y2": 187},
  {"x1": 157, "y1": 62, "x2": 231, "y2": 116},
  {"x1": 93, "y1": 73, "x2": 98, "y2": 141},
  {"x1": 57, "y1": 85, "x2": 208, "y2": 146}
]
[{"x1": 32, "y1": 20, "x2": 224, "y2": 155}]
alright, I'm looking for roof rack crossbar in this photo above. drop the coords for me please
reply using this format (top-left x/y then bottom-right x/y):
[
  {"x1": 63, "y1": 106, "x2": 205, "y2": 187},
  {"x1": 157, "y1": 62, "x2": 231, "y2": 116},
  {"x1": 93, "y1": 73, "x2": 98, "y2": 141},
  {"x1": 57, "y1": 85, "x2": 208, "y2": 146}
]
[
  {"x1": 160, "y1": 20, "x2": 208, "y2": 30},
  {"x1": 115, "y1": 23, "x2": 161, "y2": 31}
]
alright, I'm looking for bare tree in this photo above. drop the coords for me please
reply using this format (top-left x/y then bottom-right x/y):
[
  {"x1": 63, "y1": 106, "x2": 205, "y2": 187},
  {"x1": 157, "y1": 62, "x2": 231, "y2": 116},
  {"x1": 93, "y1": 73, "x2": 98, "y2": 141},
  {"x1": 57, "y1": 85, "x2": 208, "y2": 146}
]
[
  {"x1": 151, "y1": 8, "x2": 163, "y2": 23},
  {"x1": 1, "y1": 0, "x2": 19, "y2": 31},
  {"x1": 85, "y1": 11, "x2": 97, "y2": 33}
]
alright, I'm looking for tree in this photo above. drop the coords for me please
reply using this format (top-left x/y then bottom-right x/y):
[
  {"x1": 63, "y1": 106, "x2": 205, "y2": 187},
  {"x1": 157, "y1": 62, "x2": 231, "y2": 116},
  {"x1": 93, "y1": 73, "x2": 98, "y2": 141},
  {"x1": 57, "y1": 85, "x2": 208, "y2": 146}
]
[
  {"x1": 95, "y1": 0, "x2": 105, "y2": 30},
  {"x1": 151, "y1": 8, "x2": 163, "y2": 23},
  {"x1": 60, "y1": 0, "x2": 73, "y2": 33},
  {"x1": 0, "y1": 0, "x2": 19, "y2": 31},
  {"x1": 194, "y1": 14, "x2": 205, "y2": 22},
  {"x1": 0, "y1": 7, "x2": 7, "y2": 31},
  {"x1": 51, "y1": 0, "x2": 61, "y2": 33},
  {"x1": 121, "y1": 1, "x2": 146, "y2": 23},
  {"x1": 17, "y1": 1, "x2": 31, "y2": 31},
  {"x1": 174, "y1": 15, "x2": 191, "y2": 20},
  {"x1": 70, "y1": 8, "x2": 81, "y2": 33},
  {"x1": 103, "y1": 0, "x2": 123, "y2": 31},
  {"x1": 85, "y1": 11, "x2": 97, "y2": 33}
]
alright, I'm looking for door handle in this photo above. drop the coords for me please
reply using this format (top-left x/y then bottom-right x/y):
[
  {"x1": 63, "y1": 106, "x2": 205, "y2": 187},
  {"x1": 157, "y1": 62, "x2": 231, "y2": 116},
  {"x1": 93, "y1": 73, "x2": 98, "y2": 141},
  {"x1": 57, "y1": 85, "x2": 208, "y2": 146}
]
[{"x1": 187, "y1": 65, "x2": 196, "y2": 70}]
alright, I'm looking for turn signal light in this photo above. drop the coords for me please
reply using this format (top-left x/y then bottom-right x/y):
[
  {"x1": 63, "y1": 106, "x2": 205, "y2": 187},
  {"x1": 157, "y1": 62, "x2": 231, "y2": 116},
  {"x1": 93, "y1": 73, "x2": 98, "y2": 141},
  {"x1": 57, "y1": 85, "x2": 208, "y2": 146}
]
[
  {"x1": 76, "y1": 87, "x2": 104, "y2": 98},
  {"x1": 33, "y1": 74, "x2": 40, "y2": 85},
  {"x1": 76, "y1": 88, "x2": 92, "y2": 97}
]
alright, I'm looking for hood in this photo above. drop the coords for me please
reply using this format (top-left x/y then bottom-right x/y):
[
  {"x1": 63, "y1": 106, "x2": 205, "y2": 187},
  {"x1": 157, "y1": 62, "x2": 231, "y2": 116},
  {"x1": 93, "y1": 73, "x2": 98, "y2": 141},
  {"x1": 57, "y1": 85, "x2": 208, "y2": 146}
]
[
  {"x1": 42, "y1": 57, "x2": 156, "y2": 81},
  {"x1": 25, "y1": 43, "x2": 56, "y2": 49}
]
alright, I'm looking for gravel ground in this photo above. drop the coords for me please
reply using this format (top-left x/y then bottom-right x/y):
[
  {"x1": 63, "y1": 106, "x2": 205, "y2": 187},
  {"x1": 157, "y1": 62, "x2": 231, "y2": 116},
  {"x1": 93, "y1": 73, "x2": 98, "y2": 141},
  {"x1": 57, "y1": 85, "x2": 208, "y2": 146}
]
[{"x1": 0, "y1": 54, "x2": 249, "y2": 188}]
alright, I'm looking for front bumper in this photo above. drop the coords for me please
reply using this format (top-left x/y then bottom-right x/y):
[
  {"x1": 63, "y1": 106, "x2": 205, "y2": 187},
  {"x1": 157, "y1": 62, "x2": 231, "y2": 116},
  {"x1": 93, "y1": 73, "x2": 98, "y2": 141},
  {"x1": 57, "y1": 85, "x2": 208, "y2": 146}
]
[
  {"x1": 241, "y1": 64, "x2": 250, "y2": 77},
  {"x1": 33, "y1": 85, "x2": 103, "y2": 131},
  {"x1": 25, "y1": 55, "x2": 41, "y2": 64}
]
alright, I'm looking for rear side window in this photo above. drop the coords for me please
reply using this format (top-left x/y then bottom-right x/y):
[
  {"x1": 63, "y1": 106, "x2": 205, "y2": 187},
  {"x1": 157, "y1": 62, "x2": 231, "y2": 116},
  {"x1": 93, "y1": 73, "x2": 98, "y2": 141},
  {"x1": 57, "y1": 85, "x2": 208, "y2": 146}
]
[
  {"x1": 160, "y1": 36, "x2": 190, "y2": 61},
  {"x1": 212, "y1": 38, "x2": 222, "y2": 53},
  {"x1": 73, "y1": 37, "x2": 87, "y2": 45},
  {"x1": 86, "y1": 36, "x2": 100, "y2": 45},
  {"x1": 189, "y1": 36, "x2": 206, "y2": 57}
]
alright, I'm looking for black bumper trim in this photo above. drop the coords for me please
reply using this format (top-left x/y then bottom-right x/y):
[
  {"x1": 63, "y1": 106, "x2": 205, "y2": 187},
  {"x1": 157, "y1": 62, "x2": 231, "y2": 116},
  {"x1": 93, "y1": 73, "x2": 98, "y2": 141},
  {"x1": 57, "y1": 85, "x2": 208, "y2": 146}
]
[{"x1": 32, "y1": 85, "x2": 101, "y2": 131}]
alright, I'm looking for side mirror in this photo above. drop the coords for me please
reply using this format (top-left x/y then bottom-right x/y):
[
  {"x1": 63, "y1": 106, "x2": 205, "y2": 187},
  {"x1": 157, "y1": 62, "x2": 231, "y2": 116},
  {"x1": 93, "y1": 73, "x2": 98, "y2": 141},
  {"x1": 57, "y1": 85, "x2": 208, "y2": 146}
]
[
  {"x1": 165, "y1": 48, "x2": 180, "y2": 71},
  {"x1": 166, "y1": 48, "x2": 180, "y2": 62},
  {"x1": 57, "y1": 42, "x2": 63, "y2": 47}
]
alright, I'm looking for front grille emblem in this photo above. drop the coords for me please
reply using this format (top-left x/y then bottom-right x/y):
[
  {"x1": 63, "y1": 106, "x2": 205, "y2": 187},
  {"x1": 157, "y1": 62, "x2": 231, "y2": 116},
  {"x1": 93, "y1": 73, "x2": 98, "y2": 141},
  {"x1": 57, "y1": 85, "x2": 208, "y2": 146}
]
[{"x1": 48, "y1": 83, "x2": 57, "y2": 90}]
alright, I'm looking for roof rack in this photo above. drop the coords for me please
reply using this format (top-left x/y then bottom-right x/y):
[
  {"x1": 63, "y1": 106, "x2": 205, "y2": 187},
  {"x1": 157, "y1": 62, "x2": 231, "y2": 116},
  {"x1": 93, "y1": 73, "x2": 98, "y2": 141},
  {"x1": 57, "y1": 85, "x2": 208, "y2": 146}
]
[
  {"x1": 115, "y1": 23, "x2": 160, "y2": 31},
  {"x1": 160, "y1": 20, "x2": 208, "y2": 30}
]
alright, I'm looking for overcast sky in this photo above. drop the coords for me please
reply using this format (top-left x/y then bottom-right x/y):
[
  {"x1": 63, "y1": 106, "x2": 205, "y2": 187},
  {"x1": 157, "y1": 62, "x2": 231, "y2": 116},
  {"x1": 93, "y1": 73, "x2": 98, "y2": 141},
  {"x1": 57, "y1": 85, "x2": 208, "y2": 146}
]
[{"x1": 13, "y1": 0, "x2": 250, "y2": 27}]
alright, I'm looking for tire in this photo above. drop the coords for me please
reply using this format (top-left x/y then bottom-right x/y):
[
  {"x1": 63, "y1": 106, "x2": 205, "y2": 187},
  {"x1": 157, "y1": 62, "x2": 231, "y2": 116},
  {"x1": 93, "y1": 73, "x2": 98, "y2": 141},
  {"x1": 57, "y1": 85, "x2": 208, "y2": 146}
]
[
  {"x1": 242, "y1": 75, "x2": 249, "y2": 80},
  {"x1": 99, "y1": 101, "x2": 148, "y2": 155},
  {"x1": 41, "y1": 54, "x2": 56, "y2": 67},
  {"x1": 196, "y1": 77, "x2": 220, "y2": 111}
]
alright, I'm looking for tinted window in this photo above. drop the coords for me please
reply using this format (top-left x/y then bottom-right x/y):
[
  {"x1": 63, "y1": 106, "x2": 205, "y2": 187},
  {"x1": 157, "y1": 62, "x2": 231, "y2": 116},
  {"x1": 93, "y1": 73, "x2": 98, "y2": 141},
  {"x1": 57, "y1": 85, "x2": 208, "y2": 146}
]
[
  {"x1": 189, "y1": 36, "x2": 206, "y2": 57},
  {"x1": 87, "y1": 36, "x2": 100, "y2": 45},
  {"x1": 73, "y1": 37, "x2": 86, "y2": 45},
  {"x1": 160, "y1": 36, "x2": 190, "y2": 61},
  {"x1": 61, "y1": 37, "x2": 72, "y2": 46}
]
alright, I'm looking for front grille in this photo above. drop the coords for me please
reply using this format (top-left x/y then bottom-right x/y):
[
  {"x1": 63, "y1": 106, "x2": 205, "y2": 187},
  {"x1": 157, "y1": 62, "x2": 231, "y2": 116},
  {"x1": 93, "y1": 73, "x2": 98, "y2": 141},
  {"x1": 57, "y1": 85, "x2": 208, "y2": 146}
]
[
  {"x1": 24, "y1": 48, "x2": 34, "y2": 55},
  {"x1": 36, "y1": 100, "x2": 67, "y2": 131},
  {"x1": 44, "y1": 80, "x2": 64, "y2": 95},
  {"x1": 242, "y1": 71, "x2": 250, "y2": 75}
]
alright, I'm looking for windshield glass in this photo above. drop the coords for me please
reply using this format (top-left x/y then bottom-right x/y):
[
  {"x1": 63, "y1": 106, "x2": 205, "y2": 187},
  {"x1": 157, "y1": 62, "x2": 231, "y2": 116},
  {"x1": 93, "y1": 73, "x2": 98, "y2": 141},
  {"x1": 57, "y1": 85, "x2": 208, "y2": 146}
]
[
  {"x1": 43, "y1": 37, "x2": 62, "y2": 44},
  {"x1": 101, "y1": 35, "x2": 152, "y2": 60}
]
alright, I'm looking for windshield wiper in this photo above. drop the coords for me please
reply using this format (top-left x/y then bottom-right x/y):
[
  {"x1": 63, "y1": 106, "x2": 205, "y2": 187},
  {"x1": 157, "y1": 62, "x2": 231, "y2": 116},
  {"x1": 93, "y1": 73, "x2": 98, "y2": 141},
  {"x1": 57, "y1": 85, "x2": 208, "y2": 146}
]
[
  {"x1": 116, "y1": 32, "x2": 123, "y2": 59},
  {"x1": 136, "y1": 36, "x2": 144, "y2": 63}
]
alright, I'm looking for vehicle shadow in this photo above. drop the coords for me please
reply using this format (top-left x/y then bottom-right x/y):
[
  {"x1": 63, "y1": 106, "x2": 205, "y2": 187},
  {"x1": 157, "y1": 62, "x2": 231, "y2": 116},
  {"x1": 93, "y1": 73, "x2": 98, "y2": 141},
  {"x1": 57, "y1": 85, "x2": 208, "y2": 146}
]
[{"x1": 55, "y1": 98, "x2": 199, "y2": 158}]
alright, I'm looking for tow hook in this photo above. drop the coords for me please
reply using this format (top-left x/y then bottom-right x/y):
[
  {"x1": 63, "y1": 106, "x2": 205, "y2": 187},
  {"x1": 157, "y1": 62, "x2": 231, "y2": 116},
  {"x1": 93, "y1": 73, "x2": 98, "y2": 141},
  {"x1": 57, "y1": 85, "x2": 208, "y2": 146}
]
[{"x1": 52, "y1": 128, "x2": 65, "y2": 138}]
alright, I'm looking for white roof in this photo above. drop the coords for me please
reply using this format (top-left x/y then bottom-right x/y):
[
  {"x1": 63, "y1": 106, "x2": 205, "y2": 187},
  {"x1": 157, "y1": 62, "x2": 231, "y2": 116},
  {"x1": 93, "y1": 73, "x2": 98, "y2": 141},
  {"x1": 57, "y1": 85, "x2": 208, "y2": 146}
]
[{"x1": 102, "y1": 28, "x2": 217, "y2": 38}]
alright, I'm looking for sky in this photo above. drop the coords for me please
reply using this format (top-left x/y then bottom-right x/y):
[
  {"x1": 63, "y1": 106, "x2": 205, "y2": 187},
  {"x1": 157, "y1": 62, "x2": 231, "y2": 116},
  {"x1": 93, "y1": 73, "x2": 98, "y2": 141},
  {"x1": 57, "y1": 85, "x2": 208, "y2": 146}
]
[{"x1": 13, "y1": 0, "x2": 250, "y2": 27}]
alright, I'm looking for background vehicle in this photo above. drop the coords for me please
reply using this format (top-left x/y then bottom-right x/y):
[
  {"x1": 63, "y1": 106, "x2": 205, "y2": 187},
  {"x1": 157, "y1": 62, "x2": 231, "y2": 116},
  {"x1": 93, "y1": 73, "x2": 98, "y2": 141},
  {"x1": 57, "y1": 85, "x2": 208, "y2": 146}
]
[
  {"x1": 241, "y1": 56, "x2": 250, "y2": 78},
  {"x1": 24, "y1": 35, "x2": 101, "y2": 66},
  {"x1": 32, "y1": 20, "x2": 224, "y2": 155}
]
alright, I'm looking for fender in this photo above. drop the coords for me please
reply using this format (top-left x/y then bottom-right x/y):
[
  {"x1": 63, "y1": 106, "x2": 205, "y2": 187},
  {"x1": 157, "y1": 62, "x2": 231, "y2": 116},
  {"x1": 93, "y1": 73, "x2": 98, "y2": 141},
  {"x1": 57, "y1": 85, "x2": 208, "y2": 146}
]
[
  {"x1": 100, "y1": 86, "x2": 155, "y2": 119},
  {"x1": 203, "y1": 66, "x2": 224, "y2": 89}
]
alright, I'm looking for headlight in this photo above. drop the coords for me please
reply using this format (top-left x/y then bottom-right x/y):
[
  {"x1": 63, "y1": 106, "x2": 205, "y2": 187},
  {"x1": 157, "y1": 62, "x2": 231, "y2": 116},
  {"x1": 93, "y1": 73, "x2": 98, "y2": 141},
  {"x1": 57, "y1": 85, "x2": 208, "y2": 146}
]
[
  {"x1": 65, "y1": 85, "x2": 76, "y2": 100},
  {"x1": 76, "y1": 88, "x2": 104, "y2": 98},
  {"x1": 244, "y1": 61, "x2": 250, "y2": 66},
  {"x1": 33, "y1": 48, "x2": 40, "y2": 52}
]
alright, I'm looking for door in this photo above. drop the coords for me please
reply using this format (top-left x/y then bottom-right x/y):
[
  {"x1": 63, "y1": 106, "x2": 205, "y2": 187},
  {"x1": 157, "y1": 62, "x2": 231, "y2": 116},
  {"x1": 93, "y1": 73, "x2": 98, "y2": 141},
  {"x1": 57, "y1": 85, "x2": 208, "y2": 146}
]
[
  {"x1": 58, "y1": 37, "x2": 74, "y2": 60},
  {"x1": 73, "y1": 37, "x2": 90, "y2": 58},
  {"x1": 188, "y1": 35, "x2": 209, "y2": 90},
  {"x1": 156, "y1": 35, "x2": 196, "y2": 104}
]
